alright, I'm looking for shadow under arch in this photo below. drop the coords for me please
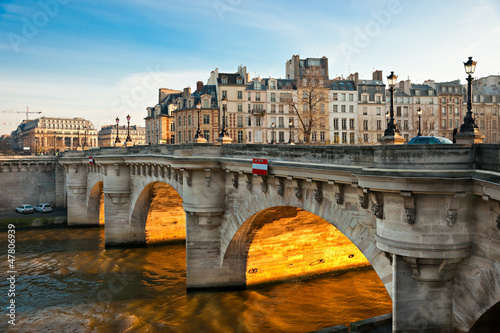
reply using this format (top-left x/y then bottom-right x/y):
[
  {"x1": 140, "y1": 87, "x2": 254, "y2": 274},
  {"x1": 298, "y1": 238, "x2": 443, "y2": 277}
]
[
  {"x1": 87, "y1": 181, "x2": 104, "y2": 225},
  {"x1": 130, "y1": 181, "x2": 185, "y2": 246},
  {"x1": 223, "y1": 205, "x2": 374, "y2": 288},
  {"x1": 469, "y1": 301, "x2": 500, "y2": 332}
]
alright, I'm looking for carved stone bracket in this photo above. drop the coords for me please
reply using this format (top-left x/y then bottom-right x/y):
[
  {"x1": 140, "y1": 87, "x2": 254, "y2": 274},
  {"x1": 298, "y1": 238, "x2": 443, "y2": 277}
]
[
  {"x1": 245, "y1": 174, "x2": 252, "y2": 190},
  {"x1": 183, "y1": 169, "x2": 192, "y2": 187},
  {"x1": 204, "y1": 168, "x2": 211, "y2": 187},
  {"x1": 446, "y1": 210, "x2": 458, "y2": 227},
  {"x1": 101, "y1": 165, "x2": 107, "y2": 176},
  {"x1": 274, "y1": 177, "x2": 284, "y2": 196},
  {"x1": 369, "y1": 191, "x2": 384, "y2": 219},
  {"x1": 331, "y1": 183, "x2": 344, "y2": 205},
  {"x1": 72, "y1": 164, "x2": 79, "y2": 174},
  {"x1": 232, "y1": 172, "x2": 239, "y2": 188},
  {"x1": 307, "y1": 179, "x2": 322, "y2": 202},
  {"x1": 286, "y1": 177, "x2": 302, "y2": 199},
  {"x1": 173, "y1": 169, "x2": 179, "y2": 182},
  {"x1": 166, "y1": 165, "x2": 171, "y2": 180},
  {"x1": 403, "y1": 257, "x2": 462, "y2": 287},
  {"x1": 259, "y1": 175, "x2": 267, "y2": 193},
  {"x1": 401, "y1": 191, "x2": 416, "y2": 224},
  {"x1": 179, "y1": 169, "x2": 184, "y2": 185},
  {"x1": 106, "y1": 192, "x2": 130, "y2": 205},
  {"x1": 357, "y1": 188, "x2": 369, "y2": 209}
]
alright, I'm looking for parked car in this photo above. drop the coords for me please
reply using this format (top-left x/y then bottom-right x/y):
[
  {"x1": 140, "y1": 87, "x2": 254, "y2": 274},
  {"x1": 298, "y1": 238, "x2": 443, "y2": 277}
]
[
  {"x1": 16, "y1": 204, "x2": 34, "y2": 214},
  {"x1": 408, "y1": 136, "x2": 453, "y2": 145},
  {"x1": 34, "y1": 203, "x2": 53, "y2": 213}
]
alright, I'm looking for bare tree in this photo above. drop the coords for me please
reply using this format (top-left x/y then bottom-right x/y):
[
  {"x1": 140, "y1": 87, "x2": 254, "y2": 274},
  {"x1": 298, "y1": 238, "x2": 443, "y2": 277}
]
[{"x1": 282, "y1": 68, "x2": 328, "y2": 143}]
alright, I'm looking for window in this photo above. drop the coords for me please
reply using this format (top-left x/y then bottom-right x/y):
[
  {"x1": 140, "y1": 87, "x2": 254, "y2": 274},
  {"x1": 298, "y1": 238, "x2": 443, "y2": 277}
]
[
  {"x1": 333, "y1": 105, "x2": 338, "y2": 112},
  {"x1": 333, "y1": 132, "x2": 339, "y2": 143},
  {"x1": 442, "y1": 107, "x2": 446, "y2": 115},
  {"x1": 376, "y1": 96, "x2": 381, "y2": 103},
  {"x1": 271, "y1": 93, "x2": 276, "y2": 102},
  {"x1": 320, "y1": 131, "x2": 325, "y2": 141},
  {"x1": 350, "y1": 132, "x2": 355, "y2": 144},
  {"x1": 303, "y1": 91, "x2": 308, "y2": 99},
  {"x1": 203, "y1": 99, "x2": 209, "y2": 108},
  {"x1": 415, "y1": 90, "x2": 420, "y2": 96},
  {"x1": 237, "y1": 91, "x2": 242, "y2": 99},
  {"x1": 203, "y1": 130, "x2": 210, "y2": 141},
  {"x1": 222, "y1": 90, "x2": 227, "y2": 99},
  {"x1": 279, "y1": 105, "x2": 284, "y2": 113},
  {"x1": 238, "y1": 104, "x2": 243, "y2": 112},
  {"x1": 237, "y1": 130, "x2": 244, "y2": 143},
  {"x1": 188, "y1": 115, "x2": 192, "y2": 126},
  {"x1": 254, "y1": 82, "x2": 261, "y2": 90},
  {"x1": 404, "y1": 120, "x2": 408, "y2": 130},
  {"x1": 312, "y1": 132, "x2": 317, "y2": 142},
  {"x1": 203, "y1": 115, "x2": 210, "y2": 124},
  {"x1": 341, "y1": 105, "x2": 346, "y2": 113},
  {"x1": 376, "y1": 107, "x2": 381, "y2": 115},
  {"x1": 349, "y1": 105, "x2": 354, "y2": 113},
  {"x1": 342, "y1": 132, "x2": 347, "y2": 143},
  {"x1": 248, "y1": 92, "x2": 251, "y2": 101},
  {"x1": 270, "y1": 81, "x2": 276, "y2": 89},
  {"x1": 237, "y1": 77, "x2": 242, "y2": 85},
  {"x1": 341, "y1": 118, "x2": 347, "y2": 130},
  {"x1": 178, "y1": 116, "x2": 182, "y2": 126},
  {"x1": 377, "y1": 120, "x2": 382, "y2": 130},
  {"x1": 349, "y1": 94, "x2": 353, "y2": 101},
  {"x1": 237, "y1": 116, "x2": 243, "y2": 127},
  {"x1": 255, "y1": 117, "x2": 261, "y2": 126},
  {"x1": 349, "y1": 119, "x2": 355, "y2": 130},
  {"x1": 332, "y1": 93, "x2": 338, "y2": 101},
  {"x1": 449, "y1": 120, "x2": 453, "y2": 128},
  {"x1": 429, "y1": 98, "x2": 434, "y2": 105},
  {"x1": 403, "y1": 107, "x2": 408, "y2": 117},
  {"x1": 455, "y1": 107, "x2": 459, "y2": 115},
  {"x1": 334, "y1": 118, "x2": 339, "y2": 130},
  {"x1": 271, "y1": 104, "x2": 276, "y2": 113},
  {"x1": 279, "y1": 117, "x2": 284, "y2": 128},
  {"x1": 363, "y1": 107, "x2": 367, "y2": 115},
  {"x1": 279, "y1": 131, "x2": 285, "y2": 143},
  {"x1": 222, "y1": 76, "x2": 228, "y2": 84},
  {"x1": 442, "y1": 120, "x2": 446, "y2": 129},
  {"x1": 362, "y1": 95, "x2": 367, "y2": 103},
  {"x1": 248, "y1": 104, "x2": 252, "y2": 113},
  {"x1": 255, "y1": 93, "x2": 261, "y2": 101},
  {"x1": 248, "y1": 131, "x2": 252, "y2": 142},
  {"x1": 455, "y1": 120, "x2": 459, "y2": 128},
  {"x1": 247, "y1": 117, "x2": 252, "y2": 126},
  {"x1": 416, "y1": 98, "x2": 420, "y2": 104},
  {"x1": 363, "y1": 120, "x2": 368, "y2": 131},
  {"x1": 341, "y1": 93, "x2": 346, "y2": 101},
  {"x1": 363, "y1": 133, "x2": 369, "y2": 143},
  {"x1": 320, "y1": 104, "x2": 325, "y2": 113}
]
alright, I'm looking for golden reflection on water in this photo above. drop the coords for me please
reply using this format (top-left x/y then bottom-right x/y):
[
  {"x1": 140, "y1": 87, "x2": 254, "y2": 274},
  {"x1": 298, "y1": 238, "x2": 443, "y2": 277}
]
[{"x1": 0, "y1": 227, "x2": 391, "y2": 332}]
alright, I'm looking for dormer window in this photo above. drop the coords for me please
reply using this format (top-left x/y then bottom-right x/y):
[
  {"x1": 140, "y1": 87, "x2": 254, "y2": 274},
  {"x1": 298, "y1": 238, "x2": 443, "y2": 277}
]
[
  {"x1": 237, "y1": 77, "x2": 242, "y2": 84},
  {"x1": 203, "y1": 99, "x2": 209, "y2": 108},
  {"x1": 222, "y1": 76, "x2": 228, "y2": 84},
  {"x1": 254, "y1": 82, "x2": 261, "y2": 90}
]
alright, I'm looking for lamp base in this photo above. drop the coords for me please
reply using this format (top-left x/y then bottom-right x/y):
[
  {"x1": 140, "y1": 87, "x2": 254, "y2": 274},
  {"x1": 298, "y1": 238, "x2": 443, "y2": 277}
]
[
  {"x1": 194, "y1": 137, "x2": 208, "y2": 143},
  {"x1": 379, "y1": 133, "x2": 405, "y2": 145},
  {"x1": 455, "y1": 128, "x2": 485, "y2": 144},
  {"x1": 124, "y1": 141, "x2": 134, "y2": 147},
  {"x1": 216, "y1": 135, "x2": 233, "y2": 145}
]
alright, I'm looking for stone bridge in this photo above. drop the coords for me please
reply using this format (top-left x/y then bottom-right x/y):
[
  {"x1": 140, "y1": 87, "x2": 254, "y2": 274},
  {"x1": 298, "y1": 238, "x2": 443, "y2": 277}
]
[{"x1": 2, "y1": 144, "x2": 500, "y2": 332}]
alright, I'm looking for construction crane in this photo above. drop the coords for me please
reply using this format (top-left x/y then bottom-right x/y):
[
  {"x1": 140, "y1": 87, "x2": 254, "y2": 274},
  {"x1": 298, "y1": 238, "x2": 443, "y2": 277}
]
[{"x1": 0, "y1": 107, "x2": 42, "y2": 120}]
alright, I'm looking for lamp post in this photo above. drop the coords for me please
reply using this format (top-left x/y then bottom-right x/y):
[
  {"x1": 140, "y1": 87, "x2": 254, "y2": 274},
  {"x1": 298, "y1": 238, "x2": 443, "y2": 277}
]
[
  {"x1": 386, "y1": 111, "x2": 389, "y2": 125},
  {"x1": 460, "y1": 56, "x2": 477, "y2": 133},
  {"x1": 271, "y1": 122, "x2": 276, "y2": 144},
  {"x1": 126, "y1": 114, "x2": 132, "y2": 143},
  {"x1": 53, "y1": 131, "x2": 56, "y2": 154},
  {"x1": 288, "y1": 119, "x2": 294, "y2": 144},
  {"x1": 35, "y1": 137, "x2": 38, "y2": 155},
  {"x1": 76, "y1": 126, "x2": 81, "y2": 148},
  {"x1": 384, "y1": 71, "x2": 399, "y2": 137},
  {"x1": 83, "y1": 126, "x2": 88, "y2": 148},
  {"x1": 115, "y1": 117, "x2": 121, "y2": 144},
  {"x1": 195, "y1": 103, "x2": 202, "y2": 139},
  {"x1": 219, "y1": 98, "x2": 228, "y2": 138},
  {"x1": 417, "y1": 108, "x2": 422, "y2": 136}
]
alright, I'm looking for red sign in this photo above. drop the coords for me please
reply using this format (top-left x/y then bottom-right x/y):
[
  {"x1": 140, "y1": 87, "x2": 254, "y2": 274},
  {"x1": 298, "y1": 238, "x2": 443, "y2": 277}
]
[
  {"x1": 89, "y1": 156, "x2": 93, "y2": 164},
  {"x1": 252, "y1": 158, "x2": 268, "y2": 175}
]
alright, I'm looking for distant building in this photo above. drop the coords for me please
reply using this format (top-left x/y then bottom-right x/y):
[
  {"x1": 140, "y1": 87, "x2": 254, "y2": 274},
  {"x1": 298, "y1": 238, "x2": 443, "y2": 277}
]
[
  {"x1": 330, "y1": 79, "x2": 358, "y2": 144},
  {"x1": 468, "y1": 75, "x2": 500, "y2": 143},
  {"x1": 98, "y1": 125, "x2": 145, "y2": 147},
  {"x1": 11, "y1": 117, "x2": 97, "y2": 153},
  {"x1": 145, "y1": 88, "x2": 181, "y2": 145},
  {"x1": 354, "y1": 71, "x2": 386, "y2": 144}
]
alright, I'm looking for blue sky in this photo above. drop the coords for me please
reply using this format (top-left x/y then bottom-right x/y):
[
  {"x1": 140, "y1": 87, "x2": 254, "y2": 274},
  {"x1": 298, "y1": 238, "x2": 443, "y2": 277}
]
[{"x1": 1, "y1": 0, "x2": 499, "y2": 134}]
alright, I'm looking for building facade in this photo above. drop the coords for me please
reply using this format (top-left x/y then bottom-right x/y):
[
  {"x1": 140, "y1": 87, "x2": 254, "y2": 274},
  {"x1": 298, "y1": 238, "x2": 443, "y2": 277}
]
[
  {"x1": 468, "y1": 75, "x2": 500, "y2": 143},
  {"x1": 98, "y1": 125, "x2": 145, "y2": 147},
  {"x1": 145, "y1": 88, "x2": 181, "y2": 145},
  {"x1": 330, "y1": 79, "x2": 358, "y2": 144},
  {"x1": 11, "y1": 117, "x2": 97, "y2": 153}
]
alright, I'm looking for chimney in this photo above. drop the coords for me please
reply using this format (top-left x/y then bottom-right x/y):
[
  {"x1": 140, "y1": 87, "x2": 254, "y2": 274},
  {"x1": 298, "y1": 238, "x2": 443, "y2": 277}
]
[
  {"x1": 347, "y1": 72, "x2": 359, "y2": 84},
  {"x1": 196, "y1": 81, "x2": 203, "y2": 93},
  {"x1": 182, "y1": 87, "x2": 191, "y2": 98},
  {"x1": 373, "y1": 70, "x2": 383, "y2": 81}
]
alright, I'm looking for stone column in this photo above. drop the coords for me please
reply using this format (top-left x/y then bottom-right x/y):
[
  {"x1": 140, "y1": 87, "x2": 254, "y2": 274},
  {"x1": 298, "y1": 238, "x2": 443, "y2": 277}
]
[
  {"x1": 182, "y1": 168, "x2": 231, "y2": 289},
  {"x1": 102, "y1": 163, "x2": 132, "y2": 247},
  {"x1": 376, "y1": 193, "x2": 471, "y2": 332},
  {"x1": 65, "y1": 163, "x2": 90, "y2": 225}
]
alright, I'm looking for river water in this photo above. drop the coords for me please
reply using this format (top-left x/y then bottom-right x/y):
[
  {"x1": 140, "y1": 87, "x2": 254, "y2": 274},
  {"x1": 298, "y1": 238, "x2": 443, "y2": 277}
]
[{"x1": 0, "y1": 227, "x2": 392, "y2": 332}]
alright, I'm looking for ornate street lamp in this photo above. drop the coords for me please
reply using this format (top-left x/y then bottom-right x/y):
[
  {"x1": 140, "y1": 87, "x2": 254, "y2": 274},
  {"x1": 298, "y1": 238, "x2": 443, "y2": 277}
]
[
  {"x1": 76, "y1": 126, "x2": 81, "y2": 148},
  {"x1": 271, "y1": 122, "x2": 276, "y2": 144},
  {"x1": 126, "y1": 114, "x2": 132, "y2": 142},
  {"x1": 53, "y1": 131, "x2": 57, "y2": 154},
  {"x1": 83, "y1": 126, "x2": 88, "y2": 147},
  {"x1": 288, "y1": 119, "x2": 294, "y2": 144},
  {"x1": 115, "y1": 117, "x2": 121, "y2": 144},
  {"x1": 386, "y1": 111, "x2": 389, "y2": 125},
  {"x1": 195, "y1": 103, "x2": 202, "y2": 139},
  {"x1": 384, "y1": 71, "x2": 400, "y2": 136},
  {"x1": 219, "y1": 97, "x2": 228, "y2": 138},
  {"x1": 35, "y1": 137, "x2": 38, "y2": 155},
  {"x1": 460, "y1": 56, "x2": 477, "y2": 133},
  {"x1": 417, "y1": 108, "x2": 422, "y2": 136}
]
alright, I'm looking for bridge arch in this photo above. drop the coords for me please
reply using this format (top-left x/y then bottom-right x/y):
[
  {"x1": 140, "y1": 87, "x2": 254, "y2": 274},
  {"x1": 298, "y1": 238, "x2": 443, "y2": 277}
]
[
  {"x1": 130, "y1": 181, "x2": 185, "y2": 245},
  {"x1": 220, "y1": 188, "x2": 393, "y2": 295},
  {"x1": 87, "y1": 181, "x2": 104, "y2": 225}
]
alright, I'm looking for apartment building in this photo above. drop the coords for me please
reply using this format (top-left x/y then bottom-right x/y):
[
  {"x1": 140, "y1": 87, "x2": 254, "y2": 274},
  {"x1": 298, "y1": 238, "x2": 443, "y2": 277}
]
[{"x1": 330, "y1": 79, "x2": 358, "y2": 144}]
